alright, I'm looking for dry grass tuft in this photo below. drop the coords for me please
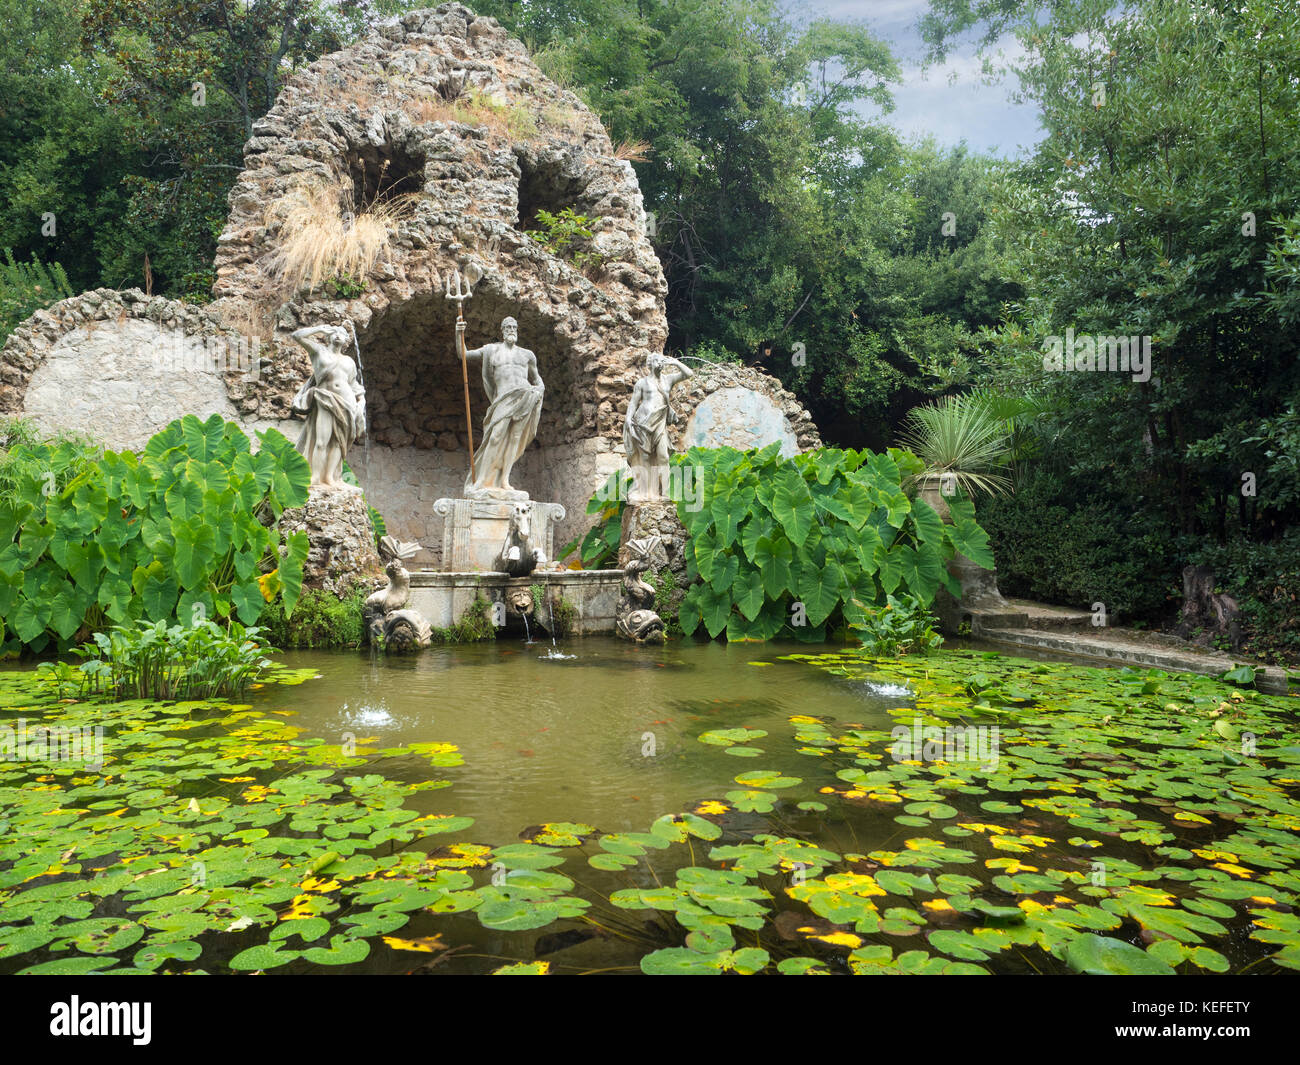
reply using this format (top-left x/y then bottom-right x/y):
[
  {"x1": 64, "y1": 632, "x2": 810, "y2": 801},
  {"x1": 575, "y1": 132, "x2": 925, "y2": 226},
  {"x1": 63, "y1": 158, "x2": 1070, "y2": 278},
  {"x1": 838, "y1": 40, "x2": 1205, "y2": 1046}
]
[
  {"x1": 613, "y1": 139, "x2": 652, "y2": 163},
  {"x1": 411, "y1": 87, "x2": 538, "y2": 141},
  {"x1": 262, "y1": 178, "x2": 414, "y2": 296}
]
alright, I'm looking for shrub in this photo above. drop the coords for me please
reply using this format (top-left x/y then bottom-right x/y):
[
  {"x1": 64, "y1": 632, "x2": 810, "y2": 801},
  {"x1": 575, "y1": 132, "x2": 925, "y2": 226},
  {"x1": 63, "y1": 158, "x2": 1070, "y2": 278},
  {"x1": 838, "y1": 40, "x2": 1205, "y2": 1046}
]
[
  {"x1": 432, "y1": 595, "x2": 496, "y2": 644},
  {"x1": 1191, "y1": 532, "x2": 1300, "y2": 663},
  {"x1": 0, "y1": 249, "x2": 73, "y2": 346},
  {"x1": 675, "y1": 443, "x2": 993, "y2": 641},
  {"x1": 847, "y1": 593, "x2": 944, "y2": 656},
  {"x1": 260, "y1": 588, "x2": 367, "y2": 649},
  {"x1": 0, "y1": 414, "x2": 310, "y2": 654},
  {"x1": 647, "y1": 568, "x2": 681, "y2": 633},
  {"x1": 551, "y1": 595, "x2": 578, "y2": 637},
  {"x1": 976, "y1": 468, "x2": 1182, "y2": 622},
  {"x1": 525, "y1": 207, "x2": 604, "y2": 273},
  {"x1": 37, "y1": 619, "x2": 272, "y2": 701},
  {"x1": 558, "y1": 469, "x2": 632, "y2": 568},
  {"x1": 896, "y1": 391, "x2": 1013, "y2": 499}
]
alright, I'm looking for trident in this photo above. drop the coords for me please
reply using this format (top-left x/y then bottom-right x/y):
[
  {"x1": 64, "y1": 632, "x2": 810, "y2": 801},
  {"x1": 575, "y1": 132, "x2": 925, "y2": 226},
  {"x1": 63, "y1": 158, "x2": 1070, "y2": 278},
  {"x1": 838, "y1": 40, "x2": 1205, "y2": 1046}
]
[{"x1": 446, "y1": 265, "x2": 481, "y2": 481}]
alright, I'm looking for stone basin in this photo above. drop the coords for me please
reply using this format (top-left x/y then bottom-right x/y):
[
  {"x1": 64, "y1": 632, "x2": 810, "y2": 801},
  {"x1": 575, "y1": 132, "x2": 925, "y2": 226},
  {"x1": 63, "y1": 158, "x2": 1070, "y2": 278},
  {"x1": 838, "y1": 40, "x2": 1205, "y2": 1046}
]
[{"x1": 407, "y1": 569, "x2": 623, "y2": 634}]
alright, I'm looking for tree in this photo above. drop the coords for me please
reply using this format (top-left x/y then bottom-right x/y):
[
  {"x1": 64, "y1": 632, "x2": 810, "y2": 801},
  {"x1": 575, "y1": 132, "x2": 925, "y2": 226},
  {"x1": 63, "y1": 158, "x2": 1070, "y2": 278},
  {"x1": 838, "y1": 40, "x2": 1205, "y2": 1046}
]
[
  {"x1": 73, "y1": 0, "x2": 372, "y2": 296},
  {"x1": 968, "y1": 0, "x2": 1300, "y2": 540}
]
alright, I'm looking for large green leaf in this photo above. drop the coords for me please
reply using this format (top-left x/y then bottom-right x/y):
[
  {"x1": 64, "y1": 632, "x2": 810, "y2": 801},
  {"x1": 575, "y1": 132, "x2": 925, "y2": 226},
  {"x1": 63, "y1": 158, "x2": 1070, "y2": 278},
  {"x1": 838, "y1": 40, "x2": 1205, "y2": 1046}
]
[
  {"x1": 1062, "y1": 934, "x2": 1177, "y2": 976},
  {"x1": 771, "y1": 465, "x2": 815, "y2": 546},
  {"x1": 948, "y1": 516, "x2": 995, "y2": 569},
  {"x1": 752, "y1": 534, "x2": 793, "y2": 598},
  {"x1": 172, "y1": 518, "x2": 217, "y2": 591},
  {"x1": 910, "y1": 498, "x2": 946, "y2": 544}
]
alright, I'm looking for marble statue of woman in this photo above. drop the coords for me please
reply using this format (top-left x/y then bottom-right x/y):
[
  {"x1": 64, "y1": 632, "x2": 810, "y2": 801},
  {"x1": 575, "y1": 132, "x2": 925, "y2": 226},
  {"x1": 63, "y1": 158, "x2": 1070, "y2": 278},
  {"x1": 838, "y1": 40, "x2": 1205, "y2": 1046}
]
[
  {"x1": 455, "y1": 316, "x2": 544, "y2": 499},
  {"x1": 289, "y1": 324, "x2": 366, "y2": 488},
  {"x1": 623, "y1": 352, "x2": 693, "y2": 503}
]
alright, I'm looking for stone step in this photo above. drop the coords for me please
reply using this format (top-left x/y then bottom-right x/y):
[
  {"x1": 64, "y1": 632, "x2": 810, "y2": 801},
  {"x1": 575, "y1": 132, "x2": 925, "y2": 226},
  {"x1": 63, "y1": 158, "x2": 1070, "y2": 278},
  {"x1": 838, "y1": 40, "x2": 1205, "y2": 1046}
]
[
  {"x1": 969, "y1": 610, "x2": 1029, "y2": 630},
  {"x1": 1003, "y1": 598, "x2": 1095, "y2": 630}
]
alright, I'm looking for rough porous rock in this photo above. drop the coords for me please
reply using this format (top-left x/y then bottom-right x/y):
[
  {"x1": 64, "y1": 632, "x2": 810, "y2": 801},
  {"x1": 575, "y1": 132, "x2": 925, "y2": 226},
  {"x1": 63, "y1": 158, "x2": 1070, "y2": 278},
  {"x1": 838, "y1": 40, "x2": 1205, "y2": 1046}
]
[
  {"x1": 618, "y1": 501, "x2": 688, "y2": 615},
  {"x1": 279, "y1": 486, "x2": 385, "y2": 596},
  {"x1": 0, "y1": 289, "x2": 267, "y2": 436}
]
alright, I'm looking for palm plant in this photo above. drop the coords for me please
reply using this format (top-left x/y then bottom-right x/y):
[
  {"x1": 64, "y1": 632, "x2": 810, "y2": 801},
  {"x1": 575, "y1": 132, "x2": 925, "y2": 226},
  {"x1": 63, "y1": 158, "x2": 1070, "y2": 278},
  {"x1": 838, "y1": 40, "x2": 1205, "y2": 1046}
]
[{"x1": 897, "y1": 392, "x2": 1015, "y2": 499}]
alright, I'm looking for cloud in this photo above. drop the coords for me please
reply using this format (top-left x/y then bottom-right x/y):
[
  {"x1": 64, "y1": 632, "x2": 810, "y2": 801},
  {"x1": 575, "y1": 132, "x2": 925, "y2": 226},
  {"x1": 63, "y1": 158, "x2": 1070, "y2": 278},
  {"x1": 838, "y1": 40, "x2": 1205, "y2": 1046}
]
[{"x1": 804, "y1": 0, "x2": 1044, "y2": 157}]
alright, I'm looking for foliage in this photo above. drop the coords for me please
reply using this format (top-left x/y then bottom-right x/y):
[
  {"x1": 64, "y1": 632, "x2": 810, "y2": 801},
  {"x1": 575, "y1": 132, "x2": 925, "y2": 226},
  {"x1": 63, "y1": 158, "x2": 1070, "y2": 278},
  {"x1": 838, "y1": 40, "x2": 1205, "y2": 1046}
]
[
  {"x1": 466, "y1": 0, "x2": 1018, "y2": 445},
  {"x1": 897, "y1": 391, "x2": 1013, "y2": 498},
  {"x1": 847, "y1": 593, "x2": 944, "y2": 656},
  {"x1": 37, "y1": 619, "x2": 272, "y2": 701},
  {"x1": 527, "y1": 585, "x2": 578, "y2": 638},
  {"x1": 674, "y1": 443, "x2": 993, "y2": 641},
  {"x1": 0, "y1": 414, "x2": 310, "y2": 654},
  {"x1": 1190, "y1": 531, "x2": 1300, "y2": 664},
  {"x1": 976, "y1": 467, "x2": 1182, "y2": 622},
  {"x1": 550, "y1": 596, "x2": 578, "y2": 638},
  {"x1": 647, "y1": 568, "x2": 680, "y2": 634},
  {"x1": 559, "y1": 470, "x2": 631, "y2": 569},
  {"x1": 970, "y1": 0, "x2": 1300, "y2": 545},
  {"x1": 0, "y1": 0, "x2": 145, "y2": 293},
  {"x1": 430, "y1": 595, "x2": 496, "y2": 645},
  {"x1": 71, "y1": 0, "x2": 372, "y2": 296},
  {"x1": 324, "y1": 273, "x2": 367, "y2": 299},
  {"x1": 259, "y1": 588, "x2": 367, "y2": 650},
  {"x1": 0, "y1": 249, "x2": 73, "y2": 346},
  {"x1": 524, "y1": 207, "x2": 603, "y2": 273}
]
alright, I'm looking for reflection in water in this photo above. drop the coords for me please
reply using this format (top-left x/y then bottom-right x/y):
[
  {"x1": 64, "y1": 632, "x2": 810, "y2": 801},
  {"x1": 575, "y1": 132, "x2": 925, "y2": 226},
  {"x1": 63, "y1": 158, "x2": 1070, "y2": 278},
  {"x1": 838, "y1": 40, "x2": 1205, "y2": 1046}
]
[{"x1": 256, "y1": 638, "x2": 908, "y2": 843}]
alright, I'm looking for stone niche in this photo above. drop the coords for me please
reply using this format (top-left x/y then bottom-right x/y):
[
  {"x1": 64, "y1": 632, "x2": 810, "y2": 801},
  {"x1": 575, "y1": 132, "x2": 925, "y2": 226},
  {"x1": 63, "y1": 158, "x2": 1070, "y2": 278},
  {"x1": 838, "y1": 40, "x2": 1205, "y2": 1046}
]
[
  {"x1": 0, "y1": 4, "x2": 822, "y2": 572},
  {"x1": 203, "y1": 2, "x2": 670, "y2": 564}
]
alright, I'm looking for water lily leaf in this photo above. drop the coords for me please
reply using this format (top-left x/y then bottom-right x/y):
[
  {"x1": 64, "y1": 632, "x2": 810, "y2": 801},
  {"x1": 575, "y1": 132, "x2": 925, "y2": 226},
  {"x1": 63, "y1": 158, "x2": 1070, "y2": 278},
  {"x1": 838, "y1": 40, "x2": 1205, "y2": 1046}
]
[
  {"x1": 1062, "y1": 934, "x2": 1177, "y2": 975},
  {"x1": 134, "y1": 939, "x2": 202, "y2": 970},
  {"x1": 301, "y1": 935, "x2": 370, "y2": 966},
  {"x1": 777, "y1": 956, "x2": 832, "y2": 975},
  {"x1": 229, "y1": 943, "x2": 301, "y2": 971},
  {"x1": 640, "y1": 946, "x2": 769, "y2": 975},
  {"x1": 18, "y1": 955, "x2": 120, "y2": 975}
]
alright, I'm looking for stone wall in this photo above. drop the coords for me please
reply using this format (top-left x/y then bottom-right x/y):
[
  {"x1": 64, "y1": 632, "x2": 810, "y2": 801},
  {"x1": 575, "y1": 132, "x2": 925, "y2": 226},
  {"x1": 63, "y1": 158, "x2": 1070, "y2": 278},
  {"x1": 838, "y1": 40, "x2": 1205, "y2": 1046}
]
[{"x1": 675, "y1": 362, "x2": 821, "y2": 455}]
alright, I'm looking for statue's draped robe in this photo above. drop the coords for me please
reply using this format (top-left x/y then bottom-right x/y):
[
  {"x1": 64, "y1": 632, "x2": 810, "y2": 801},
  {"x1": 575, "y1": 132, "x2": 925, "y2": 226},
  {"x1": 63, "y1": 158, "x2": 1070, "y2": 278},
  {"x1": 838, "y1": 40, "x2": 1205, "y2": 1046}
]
[
  {"x1": 292, "y1": 376, "x2": 364, "y2": 481},
  {"x1": 623, "y1": 379, "x2": 677, "y2": 464},
  {"x1": 470, "y1": 345, "x2": 543, "y2": 489}
]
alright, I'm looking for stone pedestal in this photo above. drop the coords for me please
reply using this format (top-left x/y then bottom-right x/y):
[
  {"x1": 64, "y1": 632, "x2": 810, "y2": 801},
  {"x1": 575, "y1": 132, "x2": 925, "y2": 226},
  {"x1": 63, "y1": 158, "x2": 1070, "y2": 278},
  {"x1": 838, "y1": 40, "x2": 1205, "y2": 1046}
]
[
  {"x1": 432, "y1": 497, "x2": 565, "y2": 572},
  {"x1": 916, "y1": 474, "x2": 1016, "y2": 632},
  {"x1": 279, "y1": 484, "x2": 384, "y2": 597}
]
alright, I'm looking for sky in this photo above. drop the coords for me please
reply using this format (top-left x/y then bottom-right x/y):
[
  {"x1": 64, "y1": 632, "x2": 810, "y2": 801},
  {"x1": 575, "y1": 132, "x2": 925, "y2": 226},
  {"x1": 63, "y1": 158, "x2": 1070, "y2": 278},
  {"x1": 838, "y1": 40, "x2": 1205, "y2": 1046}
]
[{"x1": 811, "y1": 0, "x2": 1044, "y2": 158}]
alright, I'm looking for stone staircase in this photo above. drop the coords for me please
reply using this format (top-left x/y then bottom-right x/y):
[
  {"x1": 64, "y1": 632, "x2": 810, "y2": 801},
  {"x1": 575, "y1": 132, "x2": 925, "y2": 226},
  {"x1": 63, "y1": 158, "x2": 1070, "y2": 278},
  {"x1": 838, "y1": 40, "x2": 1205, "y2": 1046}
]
[{"x1": 963, "y1": 596, "x2": 1290, "y2": 695}]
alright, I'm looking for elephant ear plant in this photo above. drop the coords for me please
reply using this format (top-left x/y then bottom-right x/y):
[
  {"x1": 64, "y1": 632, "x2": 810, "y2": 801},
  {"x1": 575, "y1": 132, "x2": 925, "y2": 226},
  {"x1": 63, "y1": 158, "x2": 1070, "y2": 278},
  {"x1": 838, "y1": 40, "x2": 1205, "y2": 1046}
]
[
  {"x1": 0, "y1": 413, "x2": 311, "y2": 653},
  {"x1": 672, "y1": 443, "x2": 994, "y2": 641}
]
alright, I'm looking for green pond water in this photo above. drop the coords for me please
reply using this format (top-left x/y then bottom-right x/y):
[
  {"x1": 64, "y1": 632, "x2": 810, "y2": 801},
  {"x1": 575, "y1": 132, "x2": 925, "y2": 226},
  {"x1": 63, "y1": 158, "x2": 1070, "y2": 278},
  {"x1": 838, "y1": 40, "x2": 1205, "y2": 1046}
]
[
  {"x1": 259, "y1": 638, "x2": 910, "y2": 844},
  {"x1": 2, "y1": 637, "x2": 1298, "y2": 976}
]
